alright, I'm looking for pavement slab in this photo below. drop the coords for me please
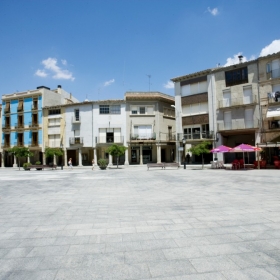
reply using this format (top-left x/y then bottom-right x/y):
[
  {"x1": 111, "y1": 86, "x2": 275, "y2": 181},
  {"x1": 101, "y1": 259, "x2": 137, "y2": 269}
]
[{"x1": 1, "y1": 166, "x2": 280, "y2": 279}]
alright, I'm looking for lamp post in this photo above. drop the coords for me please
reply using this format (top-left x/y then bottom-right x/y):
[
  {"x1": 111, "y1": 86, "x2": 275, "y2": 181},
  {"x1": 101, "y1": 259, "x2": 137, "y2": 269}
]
[
  {"x1": 60, "y1": 143, "x2": 63, "y2": 170},
  {"x1": 182, "y1": 137, "x2": 186, "y2": 169}
]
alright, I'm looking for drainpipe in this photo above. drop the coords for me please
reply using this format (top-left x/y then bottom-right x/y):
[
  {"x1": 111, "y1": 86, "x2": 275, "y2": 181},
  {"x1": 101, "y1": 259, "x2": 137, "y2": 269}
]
[{"x1": 257, "y1": 59, "x2": 262, "y2": 170}]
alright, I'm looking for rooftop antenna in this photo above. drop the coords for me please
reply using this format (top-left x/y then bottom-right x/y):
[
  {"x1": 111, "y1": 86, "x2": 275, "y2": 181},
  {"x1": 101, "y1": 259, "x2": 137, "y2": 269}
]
[{"x1": 147, "y1": 74, "x2": 151, "y2": 92}]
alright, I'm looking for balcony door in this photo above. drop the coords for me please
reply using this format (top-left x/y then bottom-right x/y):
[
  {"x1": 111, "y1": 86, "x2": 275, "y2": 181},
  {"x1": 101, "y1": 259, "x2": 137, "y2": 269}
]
[{"x1": 136, "y1": 125, "x2": 152, "y2": 139}]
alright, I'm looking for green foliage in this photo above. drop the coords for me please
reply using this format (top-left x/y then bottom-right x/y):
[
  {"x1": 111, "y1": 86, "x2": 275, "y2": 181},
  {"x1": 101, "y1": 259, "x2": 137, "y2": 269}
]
[
  {"x1": 45, "y1": 147, "x2": 64, "y2": 158},
  {"x1": 106, "y1": 144, "x2": 127, "y2": 168},
  {"x1": 8, "y1": 146, "x2": 33, "y2": 170},
  {"x1": 35, "y1": 161, "x2": 41, "y2": 165},
  {"x1": 188, "y1": 141, "x2": 211, "y2": 169},
  {"x1": 98, "y1": 158, "x2": 108, "y2": 168},
  {"x1": 23, "y1": 162, "x2": 32, "y2": 170}
]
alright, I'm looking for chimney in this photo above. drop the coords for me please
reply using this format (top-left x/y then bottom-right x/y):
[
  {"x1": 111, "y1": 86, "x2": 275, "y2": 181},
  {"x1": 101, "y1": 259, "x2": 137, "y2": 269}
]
[
  {"x1": 238, "y1": 55, "x2": 243, "y2": 63},
  {"x1": 57, "y1": 85, "x2": 61, "y2": 88}
]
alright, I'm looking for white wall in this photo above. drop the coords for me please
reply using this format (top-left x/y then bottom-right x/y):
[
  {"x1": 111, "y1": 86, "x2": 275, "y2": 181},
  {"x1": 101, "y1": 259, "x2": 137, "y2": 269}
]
[
  {"x1": 93, "y1": 103, "x2": 127, "y2": 147},
  {"x1": 65, "y1": 103, "x2": 93, "y2": 148}
]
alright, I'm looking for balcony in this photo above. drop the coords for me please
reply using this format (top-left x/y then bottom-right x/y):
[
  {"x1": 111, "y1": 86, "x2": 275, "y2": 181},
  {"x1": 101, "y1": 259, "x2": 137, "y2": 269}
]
[
  {"x1": 72, "y1": 116, "x2": 81, "y2": 123},
  {"x1": 164, "y1": 134, "x2": 177, "y2": 141},
  {"x1": 218, "y1": 119, "x2": 260, "y2": 131},
  {"x1": 1, "y1": 143, "x2": 10, "y2": 148},
  {"x1": 32, "y1": 105, "x2": 38, "y2": 111},
  {"x1": 130, "y1": 133, "x2": 156, "y2": 140},
  {"x1": 69, "y1": 137, "x2": 84, "y2": 145},
  {"x1": 177, "y1": 131, "x2": 213, "y2": 141},
  {"x1": 96, "y1": 136, "x2": 124, "y2": 144},
  {"x1": 14, "y1": 142, "x2": 24, "y2": 147},
  {"x1": 17, "y1": 107, "x2": 23, "y2": 112},
  {"x1": 218, "y1": 95, "x2": 257, "y2": 109},
  {"x1": 4, "y1": 108, "x2": 10, "y2": 114},
  {"x1": 28, "y1": 142, "x2": 39, "y2": 147},
  {"x1": 29, "y1": 122, "x2": 39, "y2": 129},
  {"x1": 15, "y1": 123, "x2": 24, "y2": 130},
  {"x1": 2, "y1": 125, "x2": 11, "y2": 131}
]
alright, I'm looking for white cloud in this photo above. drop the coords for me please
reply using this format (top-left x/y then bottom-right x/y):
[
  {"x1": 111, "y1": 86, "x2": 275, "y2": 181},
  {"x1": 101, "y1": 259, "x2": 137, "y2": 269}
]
[
  {"x1": 35, "y1": 69, "x2": 48, "y2": 77},
  {"x1": 164, "y1": 81, "x2": 174, "y2": 89},
  {"x1": 104, "y1": 79, "x2": 115, "y2": 87},
  {"x1": 35, "y1": 57, "x2": 75, "y2": 81},
  {"x1": 207, "y1": 7, "x2": 219, "y2": 16},
  {"x1": 259, "y1": 39, "x2": 280, "y2": 57},
  {"x1": 61, "y1": 59, "x2": 67, "y2": 65},
  {"x1": 224, "y1": 52, "x2": 250, "y2": 66}
]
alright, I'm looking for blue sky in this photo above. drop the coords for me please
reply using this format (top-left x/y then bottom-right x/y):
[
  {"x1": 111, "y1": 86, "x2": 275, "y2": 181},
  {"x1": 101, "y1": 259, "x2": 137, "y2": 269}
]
[{"x1": 1, "y1": 0, "x2": 280, "y2": 102}]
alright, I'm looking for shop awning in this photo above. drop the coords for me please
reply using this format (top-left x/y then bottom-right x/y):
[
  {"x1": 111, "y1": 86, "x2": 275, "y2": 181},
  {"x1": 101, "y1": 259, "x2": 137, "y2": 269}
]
[
  {"x1": 257, "y1": 142, "x2": 280, "y2": 147},
  {"x1": 267, "y1": 105, "x2": 280, "y2": 118}
]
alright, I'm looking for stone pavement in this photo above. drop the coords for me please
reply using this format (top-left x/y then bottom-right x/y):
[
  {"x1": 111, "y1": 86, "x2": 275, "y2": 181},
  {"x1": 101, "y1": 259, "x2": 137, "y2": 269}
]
[{"x1": 0, "y1": 166, "x2": 280, "y2": 279}]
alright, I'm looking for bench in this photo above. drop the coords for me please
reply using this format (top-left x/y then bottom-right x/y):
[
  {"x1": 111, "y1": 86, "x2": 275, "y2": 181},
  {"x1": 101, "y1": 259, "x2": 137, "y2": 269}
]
[
  {"x1": 147, "y1": 162, "x2": 180, "y2": 170},
  {"x1": 163, "y1": 162, "x2": 180, "y2": 169},
  {"x1": 147, "y1": 163, "x2": 164, "y2": 170},
  {"x1": 29, "y1": 165, "x2": 57, "y2": 170}
]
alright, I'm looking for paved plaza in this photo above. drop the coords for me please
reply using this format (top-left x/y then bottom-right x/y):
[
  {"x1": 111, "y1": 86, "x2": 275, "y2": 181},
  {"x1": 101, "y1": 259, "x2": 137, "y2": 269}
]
[{"x1": 0, "y1": 166, "x2": 280, "y2": 279}]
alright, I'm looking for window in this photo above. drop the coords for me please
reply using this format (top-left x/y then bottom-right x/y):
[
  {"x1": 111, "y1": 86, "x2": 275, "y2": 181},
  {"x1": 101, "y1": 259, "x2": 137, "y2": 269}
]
[
  {"x1": 225, "y1": 67, "x2": 248, "y2": 87},
  {"x1": 139, "y1": 107, "x2": 145, "y2": 114},
  {"x1": 74, "y1": 109, "x2": 80, "y2": 121},
  {"x1": 110, "y1": 105, "x2": 121, "y2": 114},
  {"x1": 48, "y1": 109, "x2": 61, "y2": 115},
  {"x1": 99, "y1": 105, "x2": 110, "y2": 114},
  {"x1": 48, "y1": 118, "x2": 60, "y2": 126},
  {"x1": 130, "y1": 105, "x2": 154, "y2": 115},
  {"x1": 18, "y1": 100, "x2": 23, "y2": 111}
]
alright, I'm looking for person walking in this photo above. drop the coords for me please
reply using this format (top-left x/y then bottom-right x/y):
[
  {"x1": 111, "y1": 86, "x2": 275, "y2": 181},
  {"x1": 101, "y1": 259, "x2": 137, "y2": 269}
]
[
  {"x1": 92, "y1": 159, "x2": 94, "y2": 170},
  {"x1": 68, "y1": 158, "x2": 73, "y2": 170}
]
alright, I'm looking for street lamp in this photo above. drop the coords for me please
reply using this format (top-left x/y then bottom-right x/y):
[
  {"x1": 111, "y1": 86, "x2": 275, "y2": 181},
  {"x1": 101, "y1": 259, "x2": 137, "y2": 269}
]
[
  {"x1": 60, "y1": 143, "x2": 63, "y2": 170},
  {"x1": 182, "y1": 137, "x2": 186, "y2": 169}
]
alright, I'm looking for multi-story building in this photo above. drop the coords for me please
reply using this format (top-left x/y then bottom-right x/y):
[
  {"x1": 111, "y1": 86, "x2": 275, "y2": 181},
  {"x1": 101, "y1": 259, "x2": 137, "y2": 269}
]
[
  {"x1": 171, "y1": 70, "x2": 215, "y2": 164},
  {"x1": 125, "y1": 92, "x2": 176, "y2": 164},
  {"x1": 258, "y1": 51, "x2": 280, "y2": 162},
  {"x1": 1, "y1": 85, "x2": 78, "y2": 167},
  {"x1": 48, "y1": 99, "x2": 128, "y2": 167},
  {"x1": 210, "y1": 56, "x2": 261, "y2": 163}
]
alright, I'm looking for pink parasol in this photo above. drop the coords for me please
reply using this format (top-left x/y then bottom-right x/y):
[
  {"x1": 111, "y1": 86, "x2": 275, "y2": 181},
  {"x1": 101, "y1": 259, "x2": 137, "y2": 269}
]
[
  {"x1": 210, "y1": 145, "x2": 232, "y2": 153},
  {"x1": 230, "y1": 143, "x2": 261, "y2": 168}
]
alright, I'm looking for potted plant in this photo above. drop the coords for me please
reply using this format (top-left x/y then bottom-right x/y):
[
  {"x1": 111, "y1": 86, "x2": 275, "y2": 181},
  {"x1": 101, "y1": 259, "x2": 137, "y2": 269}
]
[
  {"x1": 35, "y1": 161, "x2": 42, "y2": 170},
  {"x1": 23, "y1": 162, "x2": 32, "y2": 171},
  {"x1": 98, "y1": 158, "x2": 108, "y2": 170}
]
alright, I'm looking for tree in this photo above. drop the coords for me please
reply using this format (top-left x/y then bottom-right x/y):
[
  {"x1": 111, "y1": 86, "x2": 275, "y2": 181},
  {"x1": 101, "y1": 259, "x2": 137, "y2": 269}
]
[
  {"x1": 188, "y1": 141, "x2": 211, "y2": 169},
  {"x1": 106, "y1": 144, "x2": 127, "y2": 168},
  {"x1": 7, "y1": 146, "x2": 33, "y2": 170},
  {"x1": 45, "y1": 147, "x2": 64, "y2": 163}
]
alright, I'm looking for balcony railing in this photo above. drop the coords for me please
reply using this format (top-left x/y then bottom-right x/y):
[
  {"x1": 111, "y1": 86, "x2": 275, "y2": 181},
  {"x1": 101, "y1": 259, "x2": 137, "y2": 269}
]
[
  {"x1": 17, "y1": 107, "x2": 23, "y2": 112},
  {"x1": 32, "y1": 105, "x2": 38, "y2": 111},
  {"x1": 28, "y1": 142, "x2": 39, "y2": 147},
  {"x1": 72, "y1": 116, "x2": 81, "y2": 123},
  {"x1": 14, "y1": 142, "x2": 24, "y2": 147},
  {"x1": 130, "y1": 133, "x2": 156, "y2": 140},
  {"x1": 165, "y1": 134, "x2": 177, "y2": 141},
  {"x1": 29, "y1": 122, "x2": 39, "y2": 129},
  {"x1": 218, "y1": 95, "x2": 257, "y2": 109},
  {"x1": 177, "y1": 131, "x2": 213, "y2": 141},
  {"x1": 4, "y1": 108, "x2": 10, "y2": 113},
  {"x1": 218, "y1": 119, "x2": 260, "y2": 131},
  {"x1": 69, "y1": 137, "x2": 84, "y2": 145},
  {"x1": 96, "y1": 136, "x2": 124, "y2": 144},
  {"x1": 45, "y1": 141, "x2": 61, "y2": 148},
  {"x1": 2, "y1": 143, "x2": 10, "y2": 148},
  {"x1": 2, "y1": 125, "x2": 11, "y2": 131},
  {"x1": 15, "y1": 123, "x2": 24, "y2": 129}
]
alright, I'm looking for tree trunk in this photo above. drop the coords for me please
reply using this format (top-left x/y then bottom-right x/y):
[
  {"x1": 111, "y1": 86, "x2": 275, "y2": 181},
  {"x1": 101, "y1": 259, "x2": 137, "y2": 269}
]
[{"x1": 117, "y1": 157, "x2": 119, "y2": 168}]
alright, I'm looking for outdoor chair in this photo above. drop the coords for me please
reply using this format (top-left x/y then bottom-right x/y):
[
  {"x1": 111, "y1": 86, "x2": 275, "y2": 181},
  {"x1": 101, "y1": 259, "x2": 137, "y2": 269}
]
[{"x1": 274, "y1": 160, "x2": 280, "y2": 169}]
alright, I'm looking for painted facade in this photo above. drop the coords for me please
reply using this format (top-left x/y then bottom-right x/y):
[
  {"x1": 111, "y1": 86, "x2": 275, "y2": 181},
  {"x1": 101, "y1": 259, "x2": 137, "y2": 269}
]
[{"x1": 1, "y1": 85, "x2": 78, "y2": 167}]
